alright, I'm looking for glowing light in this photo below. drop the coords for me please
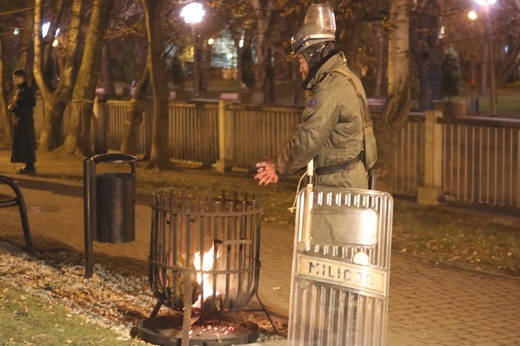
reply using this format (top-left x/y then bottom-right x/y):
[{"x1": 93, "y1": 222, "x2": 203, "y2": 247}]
[
  {"x1": 41, "y1": 23, "x2": 60, "y2": 38},
  {"x1": 42, "y1": 22, "x2": 50, "y2": 37},
  {"x1": 468, "y1": 10, "x2": 478, "y2": 20},
  {"x1": 193, "y1": 245, "x2": 220, "y2": 306},
  {"x1": 227, "y1": 53, "x2": 233, "y2": 60},
  {"x1": 180, "y1": 2, "x2": 205, "y2": 25},
  {"x1": 208, "y1": 38, "x2": 214, "y2": 45},
  {"x1": 13, "y1": 28, "x2": 19, "y2": 35},
  {"x1": 475, "y1": 0, "x2": 497, "y2": 6}
]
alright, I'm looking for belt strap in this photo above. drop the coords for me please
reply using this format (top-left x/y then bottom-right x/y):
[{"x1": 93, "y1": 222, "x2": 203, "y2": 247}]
[{"x1": 315, "y1": 154, "x2": 361, "y2": 175}]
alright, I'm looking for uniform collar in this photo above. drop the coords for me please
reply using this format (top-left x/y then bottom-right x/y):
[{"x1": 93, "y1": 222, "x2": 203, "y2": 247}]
[{"x1": 303, "y1": 51, "x2": 348, "y2": 90}]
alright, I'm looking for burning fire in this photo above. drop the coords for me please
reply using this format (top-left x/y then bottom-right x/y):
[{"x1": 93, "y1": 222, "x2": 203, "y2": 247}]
[{"x1": 193, "y1": 245, "x2": 221, "y2": 307}]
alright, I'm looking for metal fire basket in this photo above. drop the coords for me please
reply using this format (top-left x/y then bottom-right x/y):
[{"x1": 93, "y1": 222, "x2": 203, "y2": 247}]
[
  {"x1": 147, "y1": 189, "x2": 272, "y2": 320},
  {"x1": 288, "y1": 187, "x2": 393, "y2": 346}
]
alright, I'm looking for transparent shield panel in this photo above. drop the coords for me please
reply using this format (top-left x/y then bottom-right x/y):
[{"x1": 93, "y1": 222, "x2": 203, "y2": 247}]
[
  {"x1": 288, "y1": 188, "x2": 393, "y2": 346},
  {"x1": 303, "y1": 4, "x2": 336, "y2": 35}
]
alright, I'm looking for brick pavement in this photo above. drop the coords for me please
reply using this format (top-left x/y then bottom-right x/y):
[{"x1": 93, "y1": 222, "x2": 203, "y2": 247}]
[{"x1": 1, "y1": 173, "x2": 520, "y2": 346}]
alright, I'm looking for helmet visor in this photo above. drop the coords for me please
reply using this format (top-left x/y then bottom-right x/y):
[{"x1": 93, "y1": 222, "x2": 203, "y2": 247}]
[{"x1": 291, "y1": 4, "x2": 336, "y2": 54}]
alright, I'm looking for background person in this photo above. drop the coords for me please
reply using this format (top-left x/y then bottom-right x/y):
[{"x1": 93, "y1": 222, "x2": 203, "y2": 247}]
[
  {"x1": 255, "y1": 4, "x2": 376, "y2": 189},
  {"x1": 8, "y1": 68, "x2": 37, "y2": 175}
]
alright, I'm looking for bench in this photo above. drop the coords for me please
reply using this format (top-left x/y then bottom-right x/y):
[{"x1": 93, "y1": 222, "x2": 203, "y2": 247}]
[{"x1": 0, "y1": 175, "x2": 33, "y2": 249}]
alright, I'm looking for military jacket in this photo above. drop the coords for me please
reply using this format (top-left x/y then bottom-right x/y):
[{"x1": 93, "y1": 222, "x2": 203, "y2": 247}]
[{"x1": 276, "y1": 52, "x2": 368, "y2": 188}]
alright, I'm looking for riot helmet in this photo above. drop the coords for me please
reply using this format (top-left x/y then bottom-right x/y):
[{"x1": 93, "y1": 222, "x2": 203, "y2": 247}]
[{"x1": 291, "y1": 4, "x2": 336, "y2": 56}]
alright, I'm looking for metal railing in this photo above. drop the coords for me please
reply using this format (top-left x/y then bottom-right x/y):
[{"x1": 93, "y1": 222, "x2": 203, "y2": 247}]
[
  {"x1": 440, "y1": 117, "x2": 520, "y2": 210},
  {"x1": 392, "y1": 114, "x2": 425, "y2": 197}
]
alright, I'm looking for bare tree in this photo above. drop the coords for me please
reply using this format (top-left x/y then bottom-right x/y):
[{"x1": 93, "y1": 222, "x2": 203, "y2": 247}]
[
  {"x1": 250, "y1": 0, "x2": 273, "y2": 103},
  {"x1": 0, "y1": 24, "x2": 10, "y2": 147},
  {"x1": 410, "y1": 0, "x2": 443, "y2": 111},
  {"x1": 375, "y1": 0, "x2": 411, "y2": 192},
  {"x1": 100, "y1": 45, "x2": 116, "y2": 96},
  {"x1": 33, "y1": 0, "x2": 84, "y2": 151},
  {"x1": 494, "y1": 0, "x2": 520, "y2": 87},
  {"x1": 120, "y1": 58, "x2": 150, "y2": 156},
  {"x1": 61, "y1": 0, "x2": 114, "y2": 156},
  {"x1": 141, "y1": 0, "x2": 173, "y2": 170},
  {"x1": 18, "y1": 0, "x2": 35, "y2": 80},
  {"x1": 0, "y1": 1, "x2": 34, "y2": 147}
]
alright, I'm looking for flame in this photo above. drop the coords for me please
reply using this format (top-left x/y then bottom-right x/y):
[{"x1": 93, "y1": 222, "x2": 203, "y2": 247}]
[{"x1": 193, "y1": 245, "x2": 220, "y2": 306}]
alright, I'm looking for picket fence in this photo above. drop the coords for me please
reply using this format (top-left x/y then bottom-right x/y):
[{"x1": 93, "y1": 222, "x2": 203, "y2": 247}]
[{"x1": 30, "y1": 98, "x2": 520, "y2": 213}]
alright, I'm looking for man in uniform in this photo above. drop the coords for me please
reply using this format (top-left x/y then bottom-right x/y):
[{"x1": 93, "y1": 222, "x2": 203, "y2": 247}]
[{"x1": 254, "y1": 4, "x2": 375, "y2": 189}]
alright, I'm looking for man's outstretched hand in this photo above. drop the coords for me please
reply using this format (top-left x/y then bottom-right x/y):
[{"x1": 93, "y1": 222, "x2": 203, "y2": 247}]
[{"x1": 254, "y1": 160, "x2": 279, "y2": 185}]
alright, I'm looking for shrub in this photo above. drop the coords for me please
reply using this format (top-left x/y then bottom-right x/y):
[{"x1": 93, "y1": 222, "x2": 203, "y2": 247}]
[{"x1": 441, "y1": 45, "x2": 462, "y2": 100}]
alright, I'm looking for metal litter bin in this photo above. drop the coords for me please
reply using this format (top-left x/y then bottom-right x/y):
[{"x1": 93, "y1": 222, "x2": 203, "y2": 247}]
[
  {"x1": 288, "y1": 187, "x2": 393, "y2": 346},
  {"x1": 96, "y1": 171, "x2": 135, "y2": 243},
  {"x1": 83, "y1": 153, "x2": 137, "y2": 277}
]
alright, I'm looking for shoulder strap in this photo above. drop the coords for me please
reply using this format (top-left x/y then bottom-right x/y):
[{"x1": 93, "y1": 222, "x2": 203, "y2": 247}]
[
  {"x1": 330, "y1": 68, "x2": 377, "y2": 176},
  {"x1": 329, "y1": 68, "x2": 373, "y2": 128}
]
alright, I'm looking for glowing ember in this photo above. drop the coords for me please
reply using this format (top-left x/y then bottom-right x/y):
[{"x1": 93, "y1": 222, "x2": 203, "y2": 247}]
[{"x1": 137, "y1": 315, "x2": 260, "y2": 344}]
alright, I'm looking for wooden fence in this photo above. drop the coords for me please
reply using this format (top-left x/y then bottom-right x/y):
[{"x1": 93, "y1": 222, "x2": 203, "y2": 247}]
[{"x1": 10, "y1": 97, "x2": 520, "y2": 213}]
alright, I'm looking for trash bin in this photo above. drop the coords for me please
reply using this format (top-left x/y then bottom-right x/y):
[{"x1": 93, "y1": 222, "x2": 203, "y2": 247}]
[
  {"x1": 96, "y1": 172, "x2": 135, "y2": 243},
  {"x1": 83, "y1": 153, "x2": 137, "y2": 278},
  {"x1": 470, "y1": 97, "x2": 479, "y2": 115}
]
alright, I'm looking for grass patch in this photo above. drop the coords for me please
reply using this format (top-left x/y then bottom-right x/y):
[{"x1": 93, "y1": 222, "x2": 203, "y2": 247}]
[
  {"x1": 449, "y1": 82, "x2": 520, "y2": 117},
  {"x1": 0, "y1": 283, "x2": 145, "y2": 345}
]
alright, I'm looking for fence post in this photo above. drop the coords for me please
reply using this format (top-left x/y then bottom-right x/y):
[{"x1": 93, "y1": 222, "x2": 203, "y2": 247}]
[
  {"x1": 418, "y1": 110, "x2": 442, "y2": 205},
  {"x1": 214, "y1": 100, "x2": 233, "y2": 173}
]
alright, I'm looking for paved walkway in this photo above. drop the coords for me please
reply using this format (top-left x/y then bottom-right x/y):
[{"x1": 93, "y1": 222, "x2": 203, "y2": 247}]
[{"x1": 1, "y1": 172, "x2": 519, "y2": 346}]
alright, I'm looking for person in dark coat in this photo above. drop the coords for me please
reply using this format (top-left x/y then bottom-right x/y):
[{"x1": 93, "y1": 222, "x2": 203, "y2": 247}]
[{"x1": 8, "y1": 69, "x2": 37, "y2": 175}]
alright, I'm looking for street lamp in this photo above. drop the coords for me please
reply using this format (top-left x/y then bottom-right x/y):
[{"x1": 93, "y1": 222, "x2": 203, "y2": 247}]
[
  {"x1": 475, "y1": 0, "x2": 497, "y2": 116},
  {"x1": 181, "y1": 2, "x2": 205, "y2": 98}
]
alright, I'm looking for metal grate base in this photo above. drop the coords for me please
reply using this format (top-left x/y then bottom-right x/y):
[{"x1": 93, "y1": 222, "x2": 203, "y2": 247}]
[{"x1": 137, "y1": 314, "x2": 259, "y2": 346}]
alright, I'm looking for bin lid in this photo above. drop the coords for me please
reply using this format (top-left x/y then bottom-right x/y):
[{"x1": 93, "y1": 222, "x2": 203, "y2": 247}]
[{"x1": 90, "y1": 153, "x2": 137, "y2": 164}]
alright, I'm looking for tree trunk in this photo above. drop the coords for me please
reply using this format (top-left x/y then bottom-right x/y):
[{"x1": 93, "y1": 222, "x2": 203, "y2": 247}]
[
  {"x1": 0, "y1": 25, "x2": 11, "y2": 147},
  {"x1": 264, "y1": 46, "x2": 275, "y2": 103},
  {"x1": 410, "y1": 0, "x2": 443, "y2": 111},
  {"x1": 34, "y1": 0, "x2": 84, "y2": 152},
  {"x1": 19, "y1": 0, "x2": 35, "y2": 82},
  {"x1": 62, "y1": 0, "x2": 114, "y2": 157},
  {"x1": 480, "y1": 38, "x2": 489, "y2": 95},
  {"x1": 142, "y1": 0, "x2": 173, "y2": 170},
  {"x1": 374, "y1": 25, "x2": 386, "y2": 98},
  {"x1": 496, "y1": 45, "x2": 520, "y2": 87},
  {"x1": 251, "y1": 0, "x2": 272, "y2": 102},
  {"x1": 39, "y1": 97, "x2": 67, "y2": 150},
  {"x1": 376, "y1": 0, "x2": 411, "y2": 193},
  {"x1": 120, "y1": 64, "x2": 150, "y2": 156},
  {"x1": 101, "y1": 44, "x2": 116, "y2": 95},
  {"x1": 1, "y1": 1, "x2": 35, "y2": 147}
]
